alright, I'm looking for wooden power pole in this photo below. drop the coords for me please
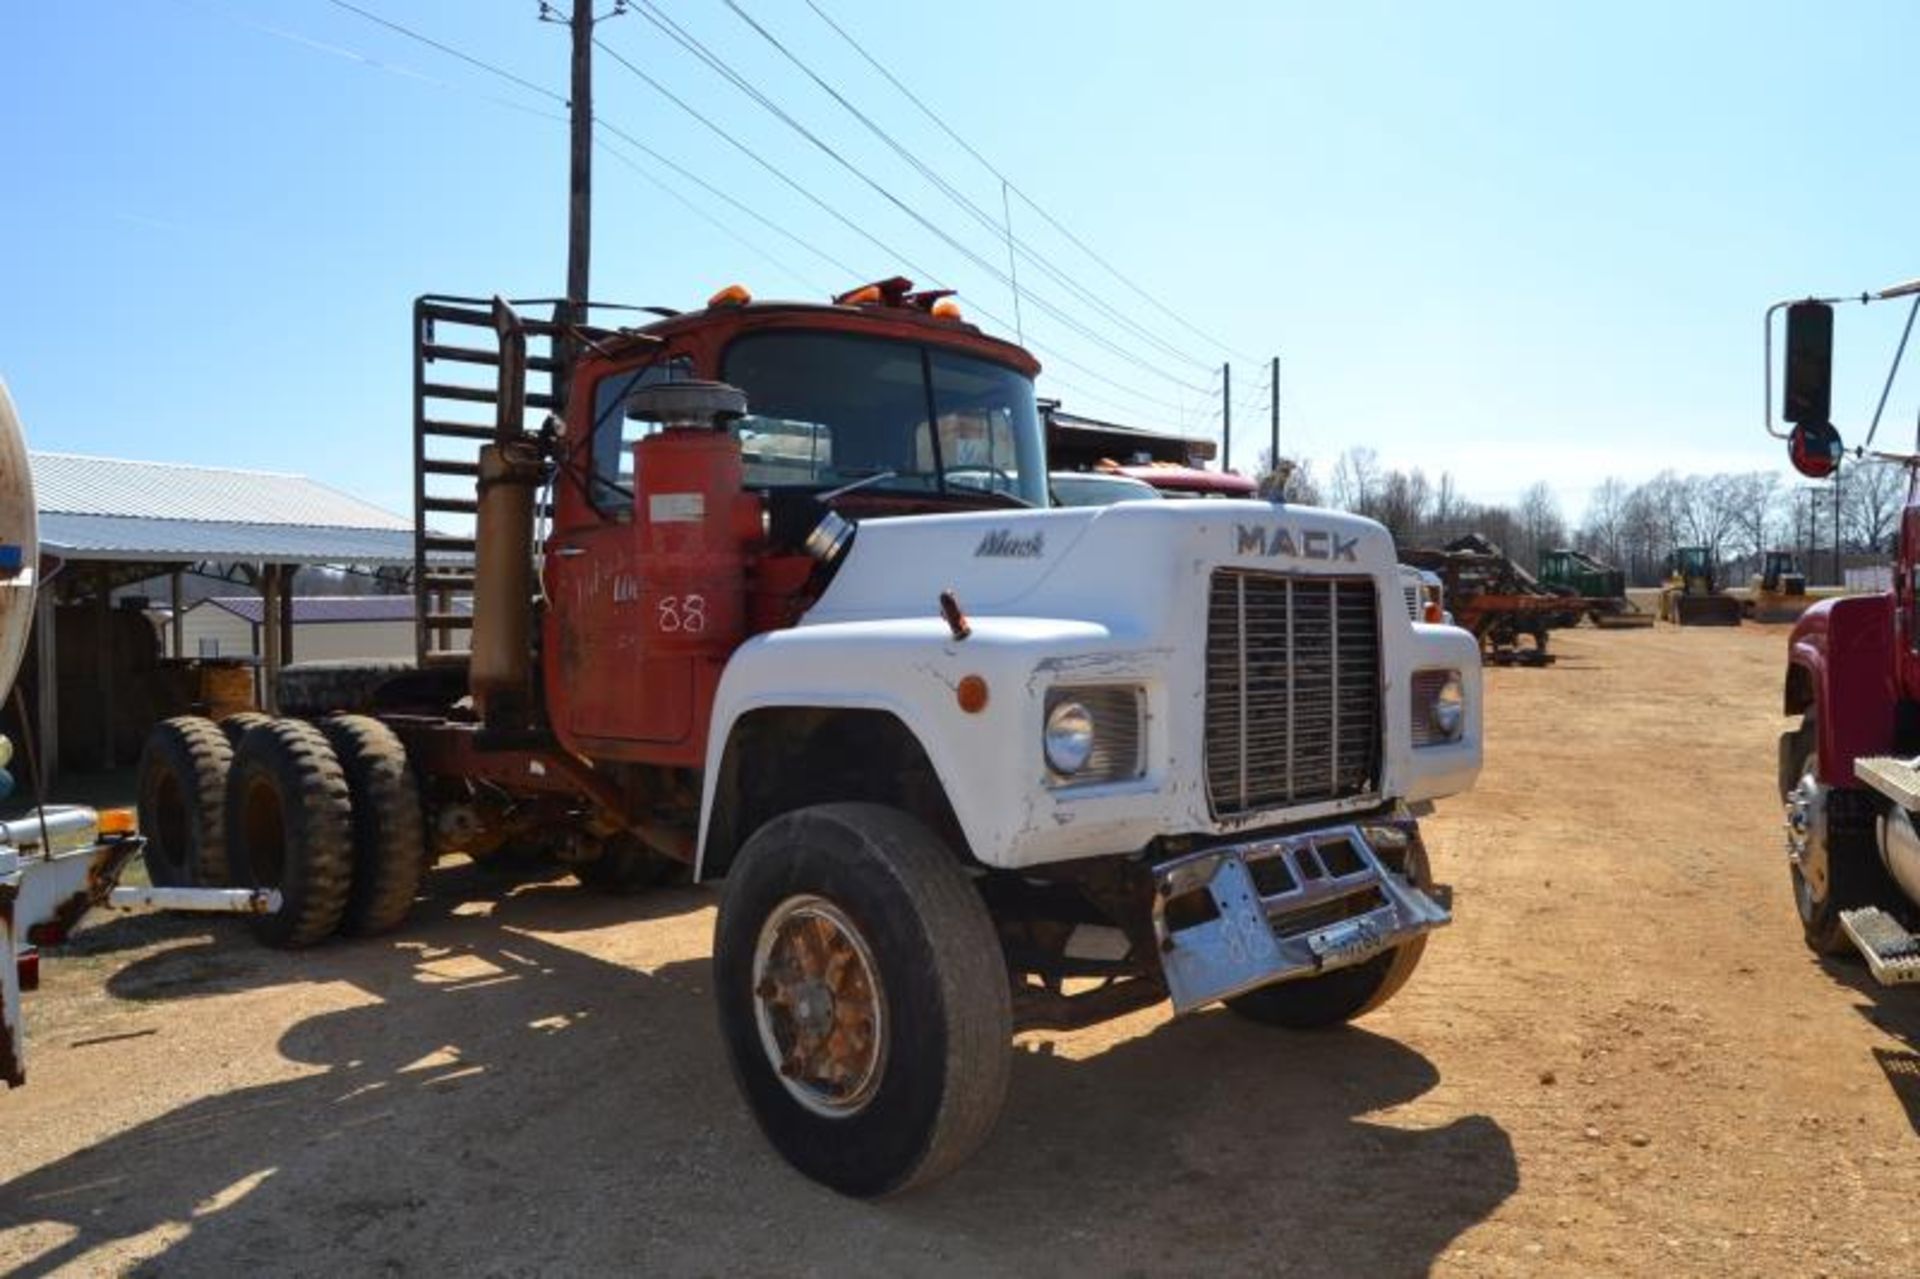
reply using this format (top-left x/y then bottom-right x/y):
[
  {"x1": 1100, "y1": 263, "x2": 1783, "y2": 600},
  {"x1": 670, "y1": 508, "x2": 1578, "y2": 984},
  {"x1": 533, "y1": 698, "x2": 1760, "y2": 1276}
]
[
  {"x1": 1222, "y1": 364, "x2": 1232, "y2": 474},
  {"x1": 1269, "y1": 354, "x2": 1279, "y2": 472},
  {"x1": 566, "y1": 1, "x2": 595, "y2": 335}
]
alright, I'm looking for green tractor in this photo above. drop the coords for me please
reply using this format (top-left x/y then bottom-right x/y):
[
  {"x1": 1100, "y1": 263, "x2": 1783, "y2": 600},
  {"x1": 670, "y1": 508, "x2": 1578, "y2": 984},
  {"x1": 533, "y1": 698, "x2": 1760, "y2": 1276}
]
[{"x1": 1537, "y1": 547, "x2": 1653, "y2": 627}]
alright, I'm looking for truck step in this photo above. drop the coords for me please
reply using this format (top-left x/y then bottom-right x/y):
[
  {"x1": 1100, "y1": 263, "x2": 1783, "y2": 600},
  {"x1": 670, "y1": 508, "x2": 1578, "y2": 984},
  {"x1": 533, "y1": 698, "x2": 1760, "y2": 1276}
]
[
  {"x1": 1840, "y1": 907, "x2": 1920, "y2": 986},
  {"x1": 1854, "y1": 756, "x2": 1920, "y2": 810}
]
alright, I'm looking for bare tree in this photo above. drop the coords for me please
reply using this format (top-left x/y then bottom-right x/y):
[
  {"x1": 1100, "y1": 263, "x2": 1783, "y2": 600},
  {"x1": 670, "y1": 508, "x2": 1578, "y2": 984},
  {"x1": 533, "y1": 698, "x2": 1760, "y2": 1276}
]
[
  {"x1": 1581, "y1": 477, "x2": 1629, "y2": 566},
  {"x1": 1844, "y1": 460, "x2": 1905, "y2": 553},
  {"x1": 1516, "y1": 482, "x2": 1565, "y2": 572},
  {"x1": 1329, "y1": 447, "x2": 1381, "y2": 516}
]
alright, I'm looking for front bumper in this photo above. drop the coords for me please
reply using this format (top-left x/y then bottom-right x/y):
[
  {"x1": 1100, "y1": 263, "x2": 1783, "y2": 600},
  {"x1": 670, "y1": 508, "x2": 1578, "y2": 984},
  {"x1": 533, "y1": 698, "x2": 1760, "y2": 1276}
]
[{"x1": 1150, "y1": 822, "x2": 1449, "y2": 1014}]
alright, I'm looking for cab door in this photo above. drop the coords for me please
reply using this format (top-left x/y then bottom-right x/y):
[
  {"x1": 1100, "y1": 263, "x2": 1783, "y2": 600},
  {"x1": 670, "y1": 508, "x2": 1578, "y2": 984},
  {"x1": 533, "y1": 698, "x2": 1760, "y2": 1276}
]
[{"x1": 544, "y1": 358, "x2": 692, "y2": 753}]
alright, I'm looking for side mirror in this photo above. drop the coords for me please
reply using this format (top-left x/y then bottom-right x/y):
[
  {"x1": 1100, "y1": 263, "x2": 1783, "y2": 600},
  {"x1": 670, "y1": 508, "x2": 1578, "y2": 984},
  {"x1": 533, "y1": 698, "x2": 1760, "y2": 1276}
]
[
  {"x1": 1783, "y1": 300, "x2": 1833, "y2": 426},
  {"x1": 1789, "y1": 419, "x2": 1843, "y2": 479}
]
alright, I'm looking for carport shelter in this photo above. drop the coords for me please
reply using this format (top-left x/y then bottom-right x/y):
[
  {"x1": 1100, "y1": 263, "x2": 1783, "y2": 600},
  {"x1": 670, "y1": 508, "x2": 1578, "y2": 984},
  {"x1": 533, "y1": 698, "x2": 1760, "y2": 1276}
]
[{"x1": 19, "y1": 453, "x2": 416, "y2": 776}]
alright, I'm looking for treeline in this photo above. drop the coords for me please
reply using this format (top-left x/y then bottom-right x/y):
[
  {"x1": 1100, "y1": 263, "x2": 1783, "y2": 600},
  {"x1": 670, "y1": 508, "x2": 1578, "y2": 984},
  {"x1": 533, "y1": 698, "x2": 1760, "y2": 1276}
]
[{"x1": 1262, "y1": 447, "x2": 1905, "y2": 586}]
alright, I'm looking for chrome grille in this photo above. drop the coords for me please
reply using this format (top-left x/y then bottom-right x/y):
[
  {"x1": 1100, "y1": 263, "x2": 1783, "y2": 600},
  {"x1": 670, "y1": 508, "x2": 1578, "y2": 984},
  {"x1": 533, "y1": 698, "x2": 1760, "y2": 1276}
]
[{"x1": 1206, "y1": 570, "x2": 1381, "y2": 816}]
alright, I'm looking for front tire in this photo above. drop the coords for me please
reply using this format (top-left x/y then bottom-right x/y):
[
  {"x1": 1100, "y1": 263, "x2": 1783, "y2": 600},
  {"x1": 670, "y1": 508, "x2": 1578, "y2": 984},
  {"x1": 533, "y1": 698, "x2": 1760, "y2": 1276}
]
[
  {"x1": 714, "y1": 803, "x2": 1012, "y2": 1198},
  {"x1": 1226, "y1": 837, "x2": 1434, "y2": 1029},
  {"x1": 1782, "y1": 712, "x2": 1900, "y2": 955}
]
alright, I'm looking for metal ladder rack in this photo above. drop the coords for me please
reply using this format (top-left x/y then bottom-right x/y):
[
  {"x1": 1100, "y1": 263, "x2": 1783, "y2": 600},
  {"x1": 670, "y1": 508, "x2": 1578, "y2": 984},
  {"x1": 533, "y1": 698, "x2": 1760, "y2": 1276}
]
[{"x1": 410, "y1": 295, "x2": 568, "y2": 668}]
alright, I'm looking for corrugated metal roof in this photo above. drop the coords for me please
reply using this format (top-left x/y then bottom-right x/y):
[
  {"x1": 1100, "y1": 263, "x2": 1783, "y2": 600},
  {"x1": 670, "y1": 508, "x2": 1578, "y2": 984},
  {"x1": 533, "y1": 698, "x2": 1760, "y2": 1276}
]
[
  {"x1": 39, "y1": 513, "x2": 416, "y2": 566},
  {"x1": 197, "y1": 595, "x2": 468, "y2": 625},
  {"x1": 28, "y1": 452, "x2": 418, "y2": 566},
  {"x1": 30, "y1": 452, "x2": 410, "y2": 529}
]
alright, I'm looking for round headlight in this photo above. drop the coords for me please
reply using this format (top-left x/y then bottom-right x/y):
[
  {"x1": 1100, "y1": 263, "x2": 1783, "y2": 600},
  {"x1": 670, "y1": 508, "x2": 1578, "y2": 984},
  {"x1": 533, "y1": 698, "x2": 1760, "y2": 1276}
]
[
  {"x1": 0, "y1": 733, "x2": 12, "y2": 769},
  {"x1": 1044, "y1": 700, "x2": 1096, "y2": 774},
  {"x1": 1431, "y1": 673, "x2": 1465, "y2": 739}
]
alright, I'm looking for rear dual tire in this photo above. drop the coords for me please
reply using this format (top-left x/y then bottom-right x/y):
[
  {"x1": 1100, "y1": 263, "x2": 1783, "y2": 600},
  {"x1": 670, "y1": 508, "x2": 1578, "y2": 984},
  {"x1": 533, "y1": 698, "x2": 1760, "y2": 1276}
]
[
  {"x1": 150, "y1": 714, "x2": 426, "y2": 948},
  {"x1": 136, "y1": 717, "x2": 234, "y2": 887},
  {"x1": 227, "y1": 719, "x2": 355, "y2": 948}
]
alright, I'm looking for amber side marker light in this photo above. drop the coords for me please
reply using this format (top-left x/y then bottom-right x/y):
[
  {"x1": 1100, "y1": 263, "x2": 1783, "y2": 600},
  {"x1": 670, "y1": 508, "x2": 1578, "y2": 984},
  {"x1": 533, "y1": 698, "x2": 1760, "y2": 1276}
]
[
  {"x1": 98, "y1": 807, "x2": 137, "y2": 836},
  {"x1": 956, "y1": 675, "x2": 990, "y2": 714},
  {"x1": 708, "y1": 283, "x2": 752, "y2": 307}
]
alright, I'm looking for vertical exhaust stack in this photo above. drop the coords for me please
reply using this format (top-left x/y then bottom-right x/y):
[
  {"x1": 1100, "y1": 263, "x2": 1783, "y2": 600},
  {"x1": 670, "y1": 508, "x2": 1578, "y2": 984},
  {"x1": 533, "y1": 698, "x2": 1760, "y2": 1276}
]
[{"x1": 469, "y1": 300, "x2": 541, "y2": 726}]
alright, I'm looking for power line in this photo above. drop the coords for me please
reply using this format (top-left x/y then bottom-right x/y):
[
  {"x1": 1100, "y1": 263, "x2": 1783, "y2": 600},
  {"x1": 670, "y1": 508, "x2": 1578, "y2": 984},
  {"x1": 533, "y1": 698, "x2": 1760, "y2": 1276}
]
[
  {"x1": 595, "y1": 139, "x2": 830, "y2": 295},
  {"x1": 592, "y1": 35, "x2": 948, "y2": 288},
  {"x1": 621, "y1": 2, "x2": 1217, "y2": 397},
  {"x1": 800, "y1": 0, "x2": 1263, "y2": 365},
  {"x1": 290, "y1": 0, "x2": 1196, "y2": 423},
  {"x1": 590, "y1": 33, "x2": 1198, "y2": 414},
  {"x1": 322, "y1": 0, "x2": 564, "y2": 104},
  {"x1": 718, "y1": 0, "x2": 1221, "y2": 377}
]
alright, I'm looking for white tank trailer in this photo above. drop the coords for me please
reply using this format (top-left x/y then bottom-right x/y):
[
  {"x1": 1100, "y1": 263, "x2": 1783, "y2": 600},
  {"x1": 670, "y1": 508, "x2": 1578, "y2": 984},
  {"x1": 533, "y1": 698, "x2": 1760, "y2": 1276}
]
[{"x1": 0, "y1": 381, "x2": 278, "y2": 1087}]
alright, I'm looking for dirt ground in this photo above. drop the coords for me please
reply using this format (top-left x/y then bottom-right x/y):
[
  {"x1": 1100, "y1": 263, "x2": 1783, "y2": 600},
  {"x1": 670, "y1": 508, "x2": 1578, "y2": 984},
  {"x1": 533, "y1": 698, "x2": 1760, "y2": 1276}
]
[{"x1": 5, "y1": 623, "x2": 1919, "y2": 1277}]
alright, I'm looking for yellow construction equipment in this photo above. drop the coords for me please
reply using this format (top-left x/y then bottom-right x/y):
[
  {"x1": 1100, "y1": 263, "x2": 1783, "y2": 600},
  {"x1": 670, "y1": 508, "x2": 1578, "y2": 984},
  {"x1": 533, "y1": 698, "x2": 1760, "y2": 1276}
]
[
  {"x1": 1744, "y1": 549, "x2": 1811, "y2": 622},
  {"x1": 1659, "y1": 546, "x2": 1742, "y2": 626}
]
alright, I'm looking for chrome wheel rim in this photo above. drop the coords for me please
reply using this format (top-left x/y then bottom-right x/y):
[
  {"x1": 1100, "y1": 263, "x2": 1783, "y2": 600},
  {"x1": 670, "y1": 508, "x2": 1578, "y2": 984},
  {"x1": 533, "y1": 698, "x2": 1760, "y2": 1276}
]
[
  {"x1": 1787, "y1": 753, "x2": 1830, "y2": 919},
  {"x1": 751, "y1": 895, "x2": 887, "y2": 1118}
]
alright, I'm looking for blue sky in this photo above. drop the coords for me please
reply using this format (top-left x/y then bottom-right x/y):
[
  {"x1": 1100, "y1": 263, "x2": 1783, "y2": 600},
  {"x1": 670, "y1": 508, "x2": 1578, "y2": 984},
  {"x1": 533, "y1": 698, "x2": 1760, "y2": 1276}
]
[{"x1": 5, "y1": 1, "x2": 1918, "y2": 521}]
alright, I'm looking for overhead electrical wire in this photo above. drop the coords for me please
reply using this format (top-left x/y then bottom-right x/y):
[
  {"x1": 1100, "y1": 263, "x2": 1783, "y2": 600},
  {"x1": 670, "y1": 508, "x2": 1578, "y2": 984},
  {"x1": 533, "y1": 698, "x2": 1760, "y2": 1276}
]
[
  {"x1": 717, "y1": 0, "x2": 1220, "y2": 378},
  {"x1": 620, "y1": 0, "x2": 1217, "y2": 397},
  {"x1": 799, "y1": 0, "x2": 1265, "y2": 366},
  {"x1": 310, "y1": 0, "x2": 1195, "y2": 423}
]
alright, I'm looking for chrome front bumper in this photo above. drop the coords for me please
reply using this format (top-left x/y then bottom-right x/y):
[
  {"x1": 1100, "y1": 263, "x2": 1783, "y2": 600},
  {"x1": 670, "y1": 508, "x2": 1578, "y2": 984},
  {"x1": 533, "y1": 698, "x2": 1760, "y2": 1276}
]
[{"x1": 1151, "y1": 823, "x2": 1449, "y2": 1014}]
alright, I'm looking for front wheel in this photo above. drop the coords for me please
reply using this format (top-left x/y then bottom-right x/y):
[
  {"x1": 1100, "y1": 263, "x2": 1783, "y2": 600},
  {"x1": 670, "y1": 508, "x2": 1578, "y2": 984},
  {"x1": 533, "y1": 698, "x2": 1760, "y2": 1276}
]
[
  {"x1": 1226, "y1": 837, "x2": 1433, "y2": 1029},
  {"x1": 713, "y1": 803, "x2": 1012, "y2": 1198},
  {"x1": 1782, "y1": 712, "x2": 1900, "y2": 956}
]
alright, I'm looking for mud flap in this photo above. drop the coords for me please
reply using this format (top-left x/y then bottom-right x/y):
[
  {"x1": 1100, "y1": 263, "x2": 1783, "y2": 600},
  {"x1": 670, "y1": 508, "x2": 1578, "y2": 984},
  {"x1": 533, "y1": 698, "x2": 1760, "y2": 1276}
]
[{"x1": 1151, "y1": 825, "x2": 1451, "y2": 1015}]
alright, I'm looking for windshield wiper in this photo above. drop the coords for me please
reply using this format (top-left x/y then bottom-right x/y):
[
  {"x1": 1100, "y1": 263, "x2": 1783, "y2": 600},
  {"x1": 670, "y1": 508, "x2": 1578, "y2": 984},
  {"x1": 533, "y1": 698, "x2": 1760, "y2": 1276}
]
[{"x1": 816, "y1": 470, "x2": 899, "y2": 502}]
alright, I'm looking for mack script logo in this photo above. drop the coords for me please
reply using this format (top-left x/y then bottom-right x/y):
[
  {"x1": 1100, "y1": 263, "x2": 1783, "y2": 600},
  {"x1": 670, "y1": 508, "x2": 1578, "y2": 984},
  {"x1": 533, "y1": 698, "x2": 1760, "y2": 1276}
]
[
  {"x1": 974, "y1": 528, "x2": 1045, "y2": 558},
  {"x1": 1235, "y1": 523, "x2": 1360, "y2": 562}
]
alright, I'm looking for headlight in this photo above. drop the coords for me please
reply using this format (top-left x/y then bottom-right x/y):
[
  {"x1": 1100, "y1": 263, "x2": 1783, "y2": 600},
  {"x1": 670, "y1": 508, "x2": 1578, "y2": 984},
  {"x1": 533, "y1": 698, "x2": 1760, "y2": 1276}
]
[
  {"x1": 0, "y1": 733, "x2": 12, "y2": 769},
  {"x1": 1042, "y1": 686, "x2": 1146, "y2": 784},
  {"x1": 1044, "y1": 699, "x2": 1096, "y2": 775},
  {"x1": 1412, "y1": 670, "x2": 1465, "y2": 746},
  {"x1": 1432, "y1": 674, "x2": 1465, "y2": 738}
]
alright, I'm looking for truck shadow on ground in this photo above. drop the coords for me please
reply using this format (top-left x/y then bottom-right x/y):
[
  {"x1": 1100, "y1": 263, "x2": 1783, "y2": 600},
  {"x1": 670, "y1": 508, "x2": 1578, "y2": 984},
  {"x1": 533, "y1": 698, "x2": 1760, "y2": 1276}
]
[
  {"x1": 1826, "y1": 960, "x2": 1920, "y2": 1137},
  {"x1": 3, "y1": 868, "x2": 1518, "y2": 1277}
]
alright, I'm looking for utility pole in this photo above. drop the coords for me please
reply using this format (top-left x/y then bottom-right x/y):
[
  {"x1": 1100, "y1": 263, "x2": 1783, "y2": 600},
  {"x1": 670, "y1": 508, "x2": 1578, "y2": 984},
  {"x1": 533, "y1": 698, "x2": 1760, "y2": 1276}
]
[
  {"x1": 566, "y1": 1, "x2": 595, "y2": 335},
  {"x1": 1269, "y1": 354, "x2": 1280, "y2": 475},
  {"x1": 1221, "y1": 364, "x2": 1232, "y2": 474},
  {"x1": 1833, "y1": 470, "x2": 1843, "y2": 589}
]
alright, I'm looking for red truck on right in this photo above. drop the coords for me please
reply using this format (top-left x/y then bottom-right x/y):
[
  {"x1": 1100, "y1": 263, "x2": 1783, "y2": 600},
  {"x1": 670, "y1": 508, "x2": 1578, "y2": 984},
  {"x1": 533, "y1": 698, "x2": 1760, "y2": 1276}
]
[{"x1": 1773, "y1": 276, "x2": 1920, "y2": 980}]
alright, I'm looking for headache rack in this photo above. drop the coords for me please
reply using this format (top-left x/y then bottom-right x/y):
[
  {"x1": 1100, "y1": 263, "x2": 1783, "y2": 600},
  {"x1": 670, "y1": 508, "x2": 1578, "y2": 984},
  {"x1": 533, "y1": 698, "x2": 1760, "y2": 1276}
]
[{"x1": 410, "y1": 295, "x2": 653, "y2": 668}]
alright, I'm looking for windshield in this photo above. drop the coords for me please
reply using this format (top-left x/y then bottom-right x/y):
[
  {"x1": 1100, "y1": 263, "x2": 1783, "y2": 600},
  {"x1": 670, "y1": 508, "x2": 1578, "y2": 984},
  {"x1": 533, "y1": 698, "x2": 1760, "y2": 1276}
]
[
  {"x1": 720, "y1": 330, "x2": 1047, "y2": 506},
  {"x1": 1051, "y1": 473, "x2": 1164, "y2": 507}
]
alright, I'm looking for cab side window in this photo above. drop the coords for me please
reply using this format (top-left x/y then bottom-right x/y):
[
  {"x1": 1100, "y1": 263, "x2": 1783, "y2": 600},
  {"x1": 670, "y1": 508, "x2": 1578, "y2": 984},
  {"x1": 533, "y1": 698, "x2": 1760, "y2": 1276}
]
[{"x1": 590, "y1": 358, "x2": 691, "y2": 516}]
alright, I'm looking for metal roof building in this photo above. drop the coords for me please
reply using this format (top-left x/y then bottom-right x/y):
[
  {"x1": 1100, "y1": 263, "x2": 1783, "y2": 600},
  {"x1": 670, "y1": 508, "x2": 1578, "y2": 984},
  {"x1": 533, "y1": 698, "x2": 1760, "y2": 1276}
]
[
  {"x1": 18, "y1": 453, "x2": 419, "y2": 777},
  {"x1": 31, "y1": 453, "x2": 413, "y2": 566}
]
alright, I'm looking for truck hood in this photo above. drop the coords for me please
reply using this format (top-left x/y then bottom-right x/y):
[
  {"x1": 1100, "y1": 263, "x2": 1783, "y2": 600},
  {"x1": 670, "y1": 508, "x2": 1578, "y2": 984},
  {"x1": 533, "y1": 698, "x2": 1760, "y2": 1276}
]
[{"x1": 805, "y1": 499, "x2": 1398, "y2": 634}]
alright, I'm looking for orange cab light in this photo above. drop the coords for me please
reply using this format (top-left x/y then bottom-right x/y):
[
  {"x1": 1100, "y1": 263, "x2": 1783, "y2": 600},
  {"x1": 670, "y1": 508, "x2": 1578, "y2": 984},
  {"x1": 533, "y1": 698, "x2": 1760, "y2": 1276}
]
[
  {"x1": 931, "y1": 297, "x2": 964, "y2": 321},
  {"x1": 840, "y1": 284, "x2": 882, "y2": 305},
  {"x1": 708, "y1": 283, "x2": 753, "y2": 307},
  {"x1": 98, "y1": 807, "x2": 137, "y2": 836},
  {"x1": 1424, "y1": 601, "x2": 1444, "y2": 624},
  {"x1": 956, "y1": 675, "x2": 990, "y2": 714}
]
